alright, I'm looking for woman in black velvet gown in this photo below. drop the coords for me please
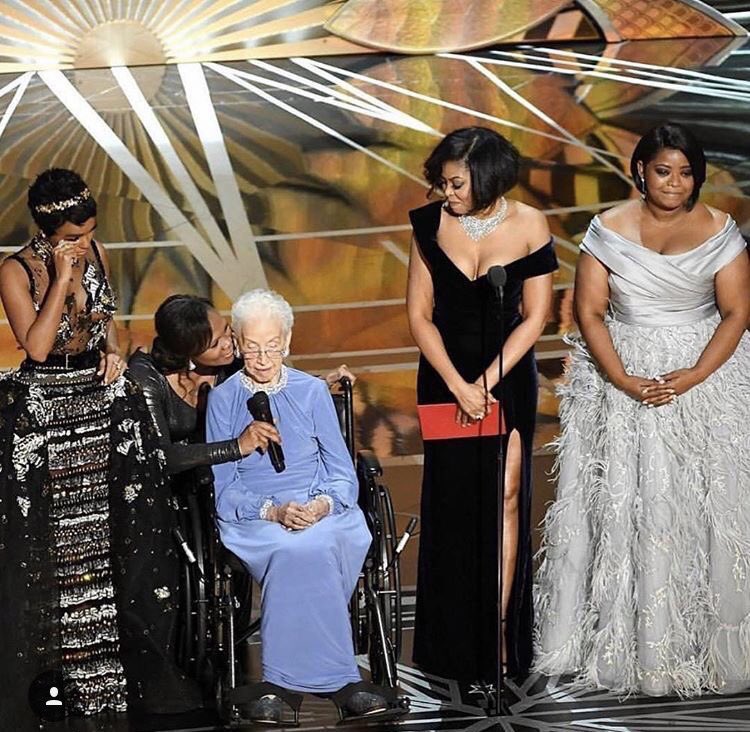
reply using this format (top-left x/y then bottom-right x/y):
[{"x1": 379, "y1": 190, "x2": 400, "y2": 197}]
[{"x1": 407, "y1": 127, "x2": 557, "y2": 684}]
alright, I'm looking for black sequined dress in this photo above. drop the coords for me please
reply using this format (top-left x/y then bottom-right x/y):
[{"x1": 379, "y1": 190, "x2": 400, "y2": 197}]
[{"x1": 0, "y1": 234, "x2": 200, "y2": 728}]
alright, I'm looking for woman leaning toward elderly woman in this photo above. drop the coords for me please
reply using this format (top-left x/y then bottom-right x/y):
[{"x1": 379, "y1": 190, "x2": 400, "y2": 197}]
[
  {"x1": 126, "y1": 295, "x2": 360, "y2": 708},
  {"x1": 205, "y1": 288, "x2": 396, "y2": 723}
]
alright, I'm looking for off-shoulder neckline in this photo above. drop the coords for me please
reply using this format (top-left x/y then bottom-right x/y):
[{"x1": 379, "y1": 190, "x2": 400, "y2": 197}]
[
  {"x1": 593, "y1": 214, "x2": 733, "y2": 258},
  {"x1": 438, "y1": 238, "x2": 555, "y2": 283}
]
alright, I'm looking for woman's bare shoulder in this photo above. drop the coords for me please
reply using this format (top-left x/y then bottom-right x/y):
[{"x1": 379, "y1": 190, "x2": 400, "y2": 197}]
[
  {"x1": 598, "y1": 200, "x2": 639, "y2": 227},
  {"x1": 701, "y1": 203, "x2": 731, "y2": 232},
  {"x1": 509, "y1": 201, "x2": 550, "y2": 249},
  {"x1": 510, "y1": 200, "x2": 545, "y2": 222},
  {"x1": 0, "y1": 254, "x2": 27, "y2": 282}
]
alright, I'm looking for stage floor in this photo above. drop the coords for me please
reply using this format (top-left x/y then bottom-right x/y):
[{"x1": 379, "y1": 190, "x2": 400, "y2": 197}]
[
  {"x1": 47, "y1": 636, "x2": 750, "y2": 732},
  {"x1": 39, "y1": 456, "x2": 750, "y2": 732}
]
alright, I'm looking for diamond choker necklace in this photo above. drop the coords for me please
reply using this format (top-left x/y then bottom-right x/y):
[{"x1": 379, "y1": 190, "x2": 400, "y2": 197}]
[{"x1": 458, "y1": 197, "x2": 508, "y2": 242}]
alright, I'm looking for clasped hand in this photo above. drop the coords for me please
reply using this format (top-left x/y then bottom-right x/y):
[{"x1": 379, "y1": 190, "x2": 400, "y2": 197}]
[
  {"x1": 617, "y1": 368, "x2": 703, "y2": 407},
  {"x1": 269, "y1": 498, "x2": 330, "y2": 530},
  {"x1": 452, "y1": 380, "x2": 497, "y2": 426}
]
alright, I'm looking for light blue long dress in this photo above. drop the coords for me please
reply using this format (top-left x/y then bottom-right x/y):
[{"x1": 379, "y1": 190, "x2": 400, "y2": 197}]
[
  {"x1": 535, "y1": 215, "x2": 750, "y2": 697},
  {"x1": 206, "y1": 366, "x2": 371, "y2": 693}
]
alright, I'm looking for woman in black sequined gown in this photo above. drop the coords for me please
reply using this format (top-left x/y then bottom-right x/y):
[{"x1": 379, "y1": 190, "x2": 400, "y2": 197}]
[
  {"x1": 0, "y1": 169, "x2": 199, "y2": 727},
  {"x1": 407, "y1": 128, "x2": 557, "y2": 684}
]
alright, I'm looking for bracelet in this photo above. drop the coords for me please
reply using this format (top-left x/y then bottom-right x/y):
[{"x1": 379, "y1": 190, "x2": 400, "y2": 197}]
[
  {"x1": 259, "y1": 499, "x2": 275, "y2": 521},
  {"x1": 314, "y1": 494, "x2": 334, "y2": 515}
]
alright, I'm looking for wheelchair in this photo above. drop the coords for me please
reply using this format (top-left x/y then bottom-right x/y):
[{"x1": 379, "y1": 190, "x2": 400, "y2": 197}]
[{"x1": 171, "y1": 377, "x2": 411, "y2": 726}]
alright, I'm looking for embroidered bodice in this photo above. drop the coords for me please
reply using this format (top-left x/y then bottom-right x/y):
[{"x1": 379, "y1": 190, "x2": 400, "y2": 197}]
[{"x1": 9, "y1": 233, "x2": 117, "y2": 354}]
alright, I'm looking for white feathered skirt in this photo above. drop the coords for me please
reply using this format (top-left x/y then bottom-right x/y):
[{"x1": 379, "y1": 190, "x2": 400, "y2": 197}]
[{"x1": 534, "y1": 313, "x2": 750, "y2": 697}]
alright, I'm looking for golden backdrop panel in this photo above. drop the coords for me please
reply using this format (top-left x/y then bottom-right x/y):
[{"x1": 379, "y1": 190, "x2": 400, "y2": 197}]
[
  {"x1": 0, "y1": 0, "x2": 745, "y2": 77},
  {"x1": 325, "y1": 0, "x2": 571, "y2": 53},
  {"x1": 0, "y1": 33, "x2": 747, "y2": 456}
]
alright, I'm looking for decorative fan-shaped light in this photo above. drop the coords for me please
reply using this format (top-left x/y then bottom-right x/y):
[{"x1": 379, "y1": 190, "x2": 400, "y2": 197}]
[{"x1": 0, "y1": 0, "x2": 372, "y2": 72}]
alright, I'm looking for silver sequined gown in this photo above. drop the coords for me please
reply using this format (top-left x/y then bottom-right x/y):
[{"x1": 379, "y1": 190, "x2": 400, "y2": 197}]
[
  {"x1": 0, "y1": 236, "x2": 199, "y2": 728},
  {"x1": 534, "y1": 215, "x2": 750, "y2": 697}
]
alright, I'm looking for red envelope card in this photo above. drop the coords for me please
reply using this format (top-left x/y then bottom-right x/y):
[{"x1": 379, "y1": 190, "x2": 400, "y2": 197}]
[{"x1": 417, "y1": 402, "x2": 505, "y2": 440}]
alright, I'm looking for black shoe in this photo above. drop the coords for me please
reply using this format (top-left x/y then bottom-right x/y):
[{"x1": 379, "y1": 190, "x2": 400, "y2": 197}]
[
  {"x1": 331, "y1": 682, "x2": 409, "y2": 723},
  {"x1": 244, "y1": 694, "x2": 284, "y2": 724},
  {"x1": 236, "y1": 682, "x2": 303, "y2": 726}
]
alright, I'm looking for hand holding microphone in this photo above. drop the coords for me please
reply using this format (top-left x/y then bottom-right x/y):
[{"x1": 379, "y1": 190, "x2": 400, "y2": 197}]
[
  {"x1": 237, "y1": 420, "x2": 281, "y2": 457},
  {"x1": 246, "y1": 391, "x2": 286, "y2": 473}
]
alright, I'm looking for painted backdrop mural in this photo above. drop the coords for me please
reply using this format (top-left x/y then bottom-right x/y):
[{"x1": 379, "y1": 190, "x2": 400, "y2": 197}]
[{"x1": 0, "y1": 0, "x2": 747, "y2": 459}]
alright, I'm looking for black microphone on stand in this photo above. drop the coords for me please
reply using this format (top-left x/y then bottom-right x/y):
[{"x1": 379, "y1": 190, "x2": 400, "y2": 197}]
[
  {"x1": 487, "y1": 265, "x2": 507, "y2": 296},
  {"x1": 486, "y1": 264, "x2": 508, "y2": 716},
  {"x1": 247, "y1": 391, "x2": 285, "y2": 473}
]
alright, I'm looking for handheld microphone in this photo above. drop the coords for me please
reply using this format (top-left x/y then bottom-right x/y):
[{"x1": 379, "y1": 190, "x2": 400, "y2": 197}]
[
  {"x1": 247, "y1": 391, "x2": 285, "y2": 473},
  {"x1": 486, "y1": 265, "x2": 507, "y2": 297}
]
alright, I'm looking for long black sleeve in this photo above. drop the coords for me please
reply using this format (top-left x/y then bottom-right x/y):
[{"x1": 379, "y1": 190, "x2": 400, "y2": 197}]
[{"x1": 127, "y1": 351, "x2": 241, "y2": 475}]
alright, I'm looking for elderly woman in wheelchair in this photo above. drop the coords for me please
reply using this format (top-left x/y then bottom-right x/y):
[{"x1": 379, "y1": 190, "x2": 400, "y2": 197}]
[{"x1": 205, "y1": 288, "x2": 395, "y2": 724}]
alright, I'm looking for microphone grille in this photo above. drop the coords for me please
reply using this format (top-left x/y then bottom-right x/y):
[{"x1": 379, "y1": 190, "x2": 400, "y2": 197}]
[
  {"x1": 247, "y1": 390, "x2": 269, "y2": 418},
  {"x1": 487, "y1": 265, "x2": 507, "y2": 289}
]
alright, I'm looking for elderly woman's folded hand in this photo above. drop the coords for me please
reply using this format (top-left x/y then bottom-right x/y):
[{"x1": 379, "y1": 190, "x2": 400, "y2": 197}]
[
  {"x1": 269, "y1": 501, "x2": 317, "y2": 530},
  {"x1": 266, "y1": 496, "x2": 332, "y2": 530},
  {"x1": 304, "y1": 495, "x2": 332, "y2": 522}
]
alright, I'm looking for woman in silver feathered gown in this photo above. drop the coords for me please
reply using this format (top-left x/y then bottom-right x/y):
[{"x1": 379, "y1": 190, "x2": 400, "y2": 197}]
[{"x1": 534, "y1": 123, "x2": 750, "y2": 697}]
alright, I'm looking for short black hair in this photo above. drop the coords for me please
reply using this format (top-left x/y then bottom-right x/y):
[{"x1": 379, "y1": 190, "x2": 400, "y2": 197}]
[
  {"x1": 423, "y1": 127, "x2": 520, "y2": 214},
  {"x1": 152, "y1": 295, "x2": 214, "y2": 374},
  {"x1": 630, "y1": 123, "x2": 706, "y2": 210},
  {"x1": 27, "y1": 168, "x2": 97, "y2": 236}
]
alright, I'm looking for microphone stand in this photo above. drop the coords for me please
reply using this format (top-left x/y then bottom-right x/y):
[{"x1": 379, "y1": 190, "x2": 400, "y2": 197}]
[{"x1": 486, "y1": 266, "x2": 508, "y2": 717}]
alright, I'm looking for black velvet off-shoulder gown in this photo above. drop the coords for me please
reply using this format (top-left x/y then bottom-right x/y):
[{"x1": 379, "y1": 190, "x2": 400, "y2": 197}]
[{"x1": 411, "y1": 201, "x2": 557, "y2": 682}]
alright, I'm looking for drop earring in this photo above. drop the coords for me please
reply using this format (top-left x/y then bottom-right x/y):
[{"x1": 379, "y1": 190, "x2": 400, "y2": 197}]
[{"x1": 188, "y1": 359, "x2": 196, "y2": 371}]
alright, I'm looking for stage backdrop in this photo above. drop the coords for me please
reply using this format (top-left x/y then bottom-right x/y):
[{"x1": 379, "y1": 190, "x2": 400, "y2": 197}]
[{"x1": 0, "y1": 0, "x2": 747, "y2": 460}]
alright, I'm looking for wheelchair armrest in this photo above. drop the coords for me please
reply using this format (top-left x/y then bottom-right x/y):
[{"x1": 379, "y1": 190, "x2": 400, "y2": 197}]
[{"x1": 357, "y1": 449, "x2": 383, "y2": 478}]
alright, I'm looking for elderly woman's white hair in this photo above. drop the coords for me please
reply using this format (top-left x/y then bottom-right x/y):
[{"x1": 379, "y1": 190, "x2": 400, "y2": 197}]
[{"x1": 231, "y1": 288, "x2": 295, "y2": 334}]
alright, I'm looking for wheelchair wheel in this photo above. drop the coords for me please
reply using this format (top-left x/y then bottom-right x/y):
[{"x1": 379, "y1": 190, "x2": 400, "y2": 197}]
[
  {"x1": 366, "y1": 481, "x2": 403, "y2": 687},
  {"x1": 377, "y1": 482, "x2": 402, "y2": 659},
  {"x1": 350, "y1": 582, "x2": 368, "y2": 655},
  {"x1": 187, "y1": 489, "x2": 209, "y2": 673}
]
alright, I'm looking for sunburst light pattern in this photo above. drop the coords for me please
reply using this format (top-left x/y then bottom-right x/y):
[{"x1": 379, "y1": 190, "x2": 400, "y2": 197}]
[
  {"x1": 0, "y1": 5, "x2": 747, "y2": 461},
  {"x1": 0, "y1": 0, "x2": 745, "y2": 74}
]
